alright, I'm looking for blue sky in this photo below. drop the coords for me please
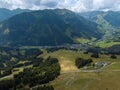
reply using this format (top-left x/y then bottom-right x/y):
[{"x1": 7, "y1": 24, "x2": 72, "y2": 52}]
[{"x1": 0, "y1": 0, "x2": 120, "y2": 12}]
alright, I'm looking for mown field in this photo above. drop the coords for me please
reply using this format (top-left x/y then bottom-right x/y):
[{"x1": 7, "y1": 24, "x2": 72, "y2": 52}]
[
  {"x1": 40, "y1": 49, "x2": 120, "y2": 71},
  {"x1": 51, "y1": 71, "x2": 120, "y2": 90},
  {"x1": 39, "y1": 49, "x2": 120, "y2": 90}
]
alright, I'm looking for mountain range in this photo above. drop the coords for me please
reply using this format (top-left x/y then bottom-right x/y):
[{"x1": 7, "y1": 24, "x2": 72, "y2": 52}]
[
  {"x1": 0, "y1": 8, "x2": 120, "y2": 47},
  {"x1": 0, "y1": 9, "x2": 102, "y2": 46},
  {"x1": 0, "y1": 8, "x2": 30, "y2": 22},
  {"x1": 80, "y1": 11, "x2": 120, "y2": 42}
]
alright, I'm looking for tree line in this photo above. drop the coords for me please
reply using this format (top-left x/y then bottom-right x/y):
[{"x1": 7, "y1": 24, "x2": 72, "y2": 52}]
[
  {"x1": 75, "y1": 58, "x2": 93, "y2": 68},
  {"x1": 0, "y1": 56, "x2": 60, "y2": 90}
]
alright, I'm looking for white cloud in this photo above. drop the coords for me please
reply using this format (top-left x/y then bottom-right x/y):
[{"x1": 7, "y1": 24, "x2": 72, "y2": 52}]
[{"x1": 0, "y1": 0, "x2": 120, "y2": 12}]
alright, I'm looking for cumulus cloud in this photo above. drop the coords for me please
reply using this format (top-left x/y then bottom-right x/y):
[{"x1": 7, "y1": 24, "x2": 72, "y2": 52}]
[{"x1": 0, "y1": 0, "x2": 120, "y2": 12}]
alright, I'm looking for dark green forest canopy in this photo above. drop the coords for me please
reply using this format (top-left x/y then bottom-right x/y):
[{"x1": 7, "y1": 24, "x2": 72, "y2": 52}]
[
  {"x1": 0, "y1": 9, "x2": 102, "y2": 46},
  {"x1": 0, "y1": 47, "x2": 60, "y2": 90}
]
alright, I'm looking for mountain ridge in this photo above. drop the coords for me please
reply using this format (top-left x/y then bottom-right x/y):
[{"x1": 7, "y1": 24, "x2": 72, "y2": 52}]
[
  {"x1": 80, "y1": 11, "x2": 120, "y2": 42},
  {"x1": 0, "y1": 8, "x2": 31, "y2": 22},
  {"x1": 0, "y1": 9, "x2": 102, "y2": 47}
]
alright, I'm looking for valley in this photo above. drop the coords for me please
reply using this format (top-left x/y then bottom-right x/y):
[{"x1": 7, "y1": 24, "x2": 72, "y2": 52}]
[{"x1": 0, "y1": 7, "x2": 119, "y2": 90}]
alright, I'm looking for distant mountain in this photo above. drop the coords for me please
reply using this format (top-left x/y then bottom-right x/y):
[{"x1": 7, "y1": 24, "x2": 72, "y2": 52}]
[
  {"x1": 80, "y1": 11, "x2": 104, "y2": 21},
  {"x1": 0, "y1": 9, "x2": 102, "y2": 47},
  {"x1": 103, "y1": 11, "x2": 120, "y2": 28},
  {"x1": 80, "y1": 11, "x2": 120, "y2": 29},
  {"x1": 80, "y1": 11, "x2": 120, "y2": 42},
  {"x1": 0, "y1": 8, "x2": 31, "y2": 22}
]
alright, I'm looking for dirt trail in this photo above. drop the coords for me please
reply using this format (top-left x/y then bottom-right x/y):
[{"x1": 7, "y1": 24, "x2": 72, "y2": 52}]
[{"x1": 65, "y1": 73, "x2": 76, "y2": 86}]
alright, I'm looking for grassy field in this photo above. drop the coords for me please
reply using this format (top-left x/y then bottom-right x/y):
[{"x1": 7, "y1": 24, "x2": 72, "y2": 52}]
[
  {"x1": 51, "y1": 71, "x2": 120, "y2": 90},
  {"x1": 40, "y1": 49, "x2": 120, "y2": 72},
  {"x1": 40, "y1": 49, "x2": 91, "y2": 72},
  {"x1": 0, "y1": 65, "x2": 32, "y2": 81},
  {"x1": 0, "y1": 49, "x2": 120, "y2": 90},
  {"x1": 104, "y1": 62, "x2": 120, "y2": 70},
  {"x1": 75, "y1": 38, "x2": 90, "y2": 44},
  {"x1": 39, "y1": 49, "x2": 120, "y2": 90},
  {"x1": 95, "y1": 41, "x2": 120, "y2": 48}
]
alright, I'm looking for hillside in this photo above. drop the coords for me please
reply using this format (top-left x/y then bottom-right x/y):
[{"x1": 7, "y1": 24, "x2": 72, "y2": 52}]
[
  {"x1": 80, "y1": 11, "x2": 120, "y2": 29},
  {"x1": 0, "y1": 9, "x2": 102, "y2": 47},
  {"x1": 0, "y1": 8, "x2": 30, "y2": 22},
  {"x1": 80, "y1": 11, "x2": 120, "y2": 46}
]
